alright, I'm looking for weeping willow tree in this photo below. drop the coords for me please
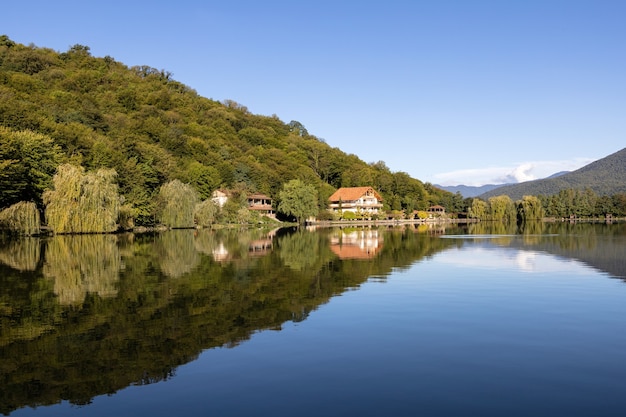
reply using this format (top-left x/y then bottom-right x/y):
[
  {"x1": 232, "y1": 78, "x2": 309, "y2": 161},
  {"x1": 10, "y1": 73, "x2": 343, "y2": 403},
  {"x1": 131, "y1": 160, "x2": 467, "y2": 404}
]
[
  {"x1": 156, "y1": 179, "x2": 199, "y2": 228},
  {"x1": 43, "y1": 164, "x2": 121, "y2": 234},
  {"x1": 517, "y1": 195, "x2": 545, "y2": 222},
  {"x1": 0, "y1": 201, "x2": 41, "y2": 236},
  {"x1": 487, "y1": 195, "x2": 517, "y2": 223},
  {"x1": 194, "y1": 199, "x2": 219, "y2": 228},
  {"x1": 468, "y1": 198, "x2": 489, "y2": 220}
]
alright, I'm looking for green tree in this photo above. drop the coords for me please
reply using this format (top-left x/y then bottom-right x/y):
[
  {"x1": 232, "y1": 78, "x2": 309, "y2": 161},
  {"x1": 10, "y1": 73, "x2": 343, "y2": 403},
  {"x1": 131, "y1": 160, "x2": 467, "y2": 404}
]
[
  {"x1": 0, "y1": 201, "x2": 40, "y2": 235},
  {"x1": 468, "y1": 198, "x2": 488, "y2": 220},
  {"x1": 288, "y1": 120, "x2": 308, "y2": 136},
  {"x1": 43, "y1": 164, "x2": 121, "y2": 233},
  {"x1": 278, "y1": 179, "x2": 318, "y2": 224},
  {"x1": 183, "y1": 161, "x2": 221, "y2": 200},
  {"x1": 194, "y1": 199, "x2": 219, "y2": 227},
  {"x1": 517, "y1": 195, "x2": 544, "y2": 222},
  {"x1": 0, "y1": 127, "x2": 62, "y2": 210},
  {"x1": 488, "y1": 195, "x2": 516, "y2": 223},
  {"x1": 156, "y1": 180, "x2": 199, "y2": 228}
]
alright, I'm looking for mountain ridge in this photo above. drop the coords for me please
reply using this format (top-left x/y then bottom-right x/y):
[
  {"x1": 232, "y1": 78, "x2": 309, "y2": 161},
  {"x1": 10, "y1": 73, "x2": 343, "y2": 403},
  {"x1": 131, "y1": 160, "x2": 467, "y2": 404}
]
[
  {"x1": 435, "y1": 183, "x2": 512, "y2": 198},
  {"x1": 436, "y1": 171, "x2": 570, "y2": 198},
  {"x1": 478, "y1": 148, "x2": 626, "y2": 200}
]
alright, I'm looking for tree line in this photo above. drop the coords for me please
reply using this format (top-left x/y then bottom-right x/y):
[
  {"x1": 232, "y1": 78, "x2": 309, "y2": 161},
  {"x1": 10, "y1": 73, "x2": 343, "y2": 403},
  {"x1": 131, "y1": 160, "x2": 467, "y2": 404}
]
[
  {"x1": 0, "y1": 36, "x2": 455, "y2": 234},
  {"x1": 467, "y1": 188, "x2": 626, "y2": 223}
]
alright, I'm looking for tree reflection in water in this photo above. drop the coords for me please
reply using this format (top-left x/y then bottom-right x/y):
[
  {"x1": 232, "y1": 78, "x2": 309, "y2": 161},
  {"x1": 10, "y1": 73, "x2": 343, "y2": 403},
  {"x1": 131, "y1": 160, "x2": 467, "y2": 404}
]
[{"x1": 0, "y1": 222, "x2": 624, "y2": 414}]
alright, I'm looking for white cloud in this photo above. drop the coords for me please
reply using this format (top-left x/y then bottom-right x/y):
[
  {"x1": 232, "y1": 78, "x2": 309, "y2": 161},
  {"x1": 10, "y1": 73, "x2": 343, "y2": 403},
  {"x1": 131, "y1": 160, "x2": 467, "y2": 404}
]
[{"x1": 432, "y1": 157, "x2": 595, "y2": 186}]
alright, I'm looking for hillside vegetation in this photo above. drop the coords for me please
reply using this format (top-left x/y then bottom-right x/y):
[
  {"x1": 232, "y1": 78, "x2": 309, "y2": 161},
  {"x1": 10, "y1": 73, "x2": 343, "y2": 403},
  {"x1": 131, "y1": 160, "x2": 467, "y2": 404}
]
[
  {"x1": 479, "y1": 147, "x2": 626, "y2": 201},
  {"x1": 0, "y1": 36, "x2": 456, "y2": 227}
]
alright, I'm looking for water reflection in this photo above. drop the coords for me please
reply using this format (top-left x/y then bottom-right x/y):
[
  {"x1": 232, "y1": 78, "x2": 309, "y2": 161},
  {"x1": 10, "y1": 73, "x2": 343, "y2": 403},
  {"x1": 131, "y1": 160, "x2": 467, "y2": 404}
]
[
  {"x1": 330, "y1": 228, "x2": 383, "y2": 259},
  {"x1": 155, "y1": 231, "x2": 200, "y2": 278},
  {"x1": 0, "y1": 236, "x2": 40, "y2": 271},
  {"x1": 43, "y1": 235, "x2": 120, "y2": 304},
  {"x1": 0, "y1": 222, "x2": 624, "y2": 415}
]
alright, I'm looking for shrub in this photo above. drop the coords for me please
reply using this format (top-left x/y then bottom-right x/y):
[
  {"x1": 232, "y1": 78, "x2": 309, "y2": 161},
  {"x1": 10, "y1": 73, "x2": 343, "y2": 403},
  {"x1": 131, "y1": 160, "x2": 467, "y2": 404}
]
[{"x1": 342, "y1": 211, "x2": 356, "y2": 220}]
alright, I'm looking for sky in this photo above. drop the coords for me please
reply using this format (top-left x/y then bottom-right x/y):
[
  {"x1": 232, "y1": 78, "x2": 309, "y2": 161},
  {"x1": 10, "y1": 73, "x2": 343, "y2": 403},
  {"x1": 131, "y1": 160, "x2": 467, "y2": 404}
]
[{"x1": 2, "y1": 0, "x2": 624, "y2": 186}]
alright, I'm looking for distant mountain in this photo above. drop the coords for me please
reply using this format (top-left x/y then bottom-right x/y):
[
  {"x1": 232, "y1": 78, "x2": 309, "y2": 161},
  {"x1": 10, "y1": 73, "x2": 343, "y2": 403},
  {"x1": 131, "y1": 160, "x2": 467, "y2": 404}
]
[
  {"x1": 546, "y1": 171, "x2": 569, "y2": 179},
  {"x1": 437, "y1": 171, "x2": 571, "y2": 198},
  {"x1": 435, "y1": 183, "x2": 511, "y2": 198},
  {"x1": 478, "y1": 148, "x2": 626, "y2": 200}
]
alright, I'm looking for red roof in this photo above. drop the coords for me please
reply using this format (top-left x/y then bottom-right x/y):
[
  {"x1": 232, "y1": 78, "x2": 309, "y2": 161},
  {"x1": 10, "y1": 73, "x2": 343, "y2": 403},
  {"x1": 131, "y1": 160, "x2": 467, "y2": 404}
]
[{"x1": 328, "y1": 187, "x2": 382, "y2": 202}]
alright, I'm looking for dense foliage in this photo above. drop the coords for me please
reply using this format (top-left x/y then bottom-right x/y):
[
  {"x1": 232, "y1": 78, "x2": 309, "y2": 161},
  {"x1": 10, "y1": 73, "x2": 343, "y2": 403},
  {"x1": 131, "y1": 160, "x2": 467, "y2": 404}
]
[
  {"x1": 469, "y1": 187, "x2": 626, "y2": 222},
  {"x1": 0, "y1": 201, "x2": 40, "y2": 235},
  {"x1": 0, "y1": 36, "x2": 454, "y2": 226},
  {"x1": 43, "y1": 164, "x2": 120, "y2": 233},
  {"x1": 278, "y1": 179, "x2": 319, "y2": 224},
  {"x1": 0, "y1": 126, "x2": 62, "y2": 209},
  {"x1": 155, "y1": 179, "x2": 198, "y2": 228}
]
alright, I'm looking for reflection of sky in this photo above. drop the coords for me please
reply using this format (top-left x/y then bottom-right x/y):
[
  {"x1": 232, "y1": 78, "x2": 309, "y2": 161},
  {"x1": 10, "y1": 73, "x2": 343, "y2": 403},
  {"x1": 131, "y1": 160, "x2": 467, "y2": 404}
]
[{"x1": 436, "y1": 246, "x2": 594, "y2": 275}]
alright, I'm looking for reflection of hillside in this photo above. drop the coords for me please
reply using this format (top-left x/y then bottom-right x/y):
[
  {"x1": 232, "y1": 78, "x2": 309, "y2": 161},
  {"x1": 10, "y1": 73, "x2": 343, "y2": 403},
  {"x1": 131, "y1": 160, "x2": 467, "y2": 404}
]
[
  {"x1": 42, "y1": 235, "x2": 121, "y2": 305},
  {"x1": 156, "y1": 230, "x2": 200, "y2": 277},
  {"x1": 0, "y1": 227, "x2": 459, "y2": 414},
  {"x1": 0, "y1": 237, "x2": 41, "y2": 271},
  {"x1": 507, "y1": 223, "x2": 626, "y2": 280},
  {"x1": 330, "y1": 229, "x2": 383, "y2": 259}
]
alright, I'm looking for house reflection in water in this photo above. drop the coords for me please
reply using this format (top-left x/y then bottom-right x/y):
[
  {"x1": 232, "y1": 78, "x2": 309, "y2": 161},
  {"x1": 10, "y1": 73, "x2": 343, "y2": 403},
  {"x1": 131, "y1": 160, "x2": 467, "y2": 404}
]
[
  {"x1": 210, "y1": 229, "x2": 278, "y2": 263},
  {"x1": 330, "y1": 229, "x2": 383, "y2": 259},
  {"x1": 248, "y1": 237, "x2": 273, "y2": 257},
  {"x1": 212, "y1": 242, "x2": 230, "y2": 262}
]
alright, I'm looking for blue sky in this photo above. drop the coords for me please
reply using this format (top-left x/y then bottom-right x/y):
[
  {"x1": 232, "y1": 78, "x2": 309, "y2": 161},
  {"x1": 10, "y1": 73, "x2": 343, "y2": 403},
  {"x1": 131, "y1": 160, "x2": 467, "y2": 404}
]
[{"x1": 3, "y1": 1, "x2": 624, "y2": 186}]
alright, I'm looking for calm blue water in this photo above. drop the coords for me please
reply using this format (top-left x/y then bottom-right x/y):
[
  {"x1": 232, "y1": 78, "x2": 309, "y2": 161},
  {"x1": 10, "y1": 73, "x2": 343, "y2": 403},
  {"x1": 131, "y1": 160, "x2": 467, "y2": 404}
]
[{"x1": 5, "y1": 228, "x2": 626, "y2": 417}]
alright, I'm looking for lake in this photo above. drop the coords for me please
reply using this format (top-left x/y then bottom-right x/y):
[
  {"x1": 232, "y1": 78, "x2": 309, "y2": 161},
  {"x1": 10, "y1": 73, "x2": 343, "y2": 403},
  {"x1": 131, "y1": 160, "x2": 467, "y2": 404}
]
[{"x1": 2, "y1": 222, "x2": 626, "y2": 417}]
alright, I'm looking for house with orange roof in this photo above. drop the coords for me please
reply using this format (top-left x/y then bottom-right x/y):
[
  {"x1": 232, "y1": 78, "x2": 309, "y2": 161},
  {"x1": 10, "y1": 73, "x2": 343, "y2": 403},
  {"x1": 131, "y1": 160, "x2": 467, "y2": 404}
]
[{"x1": 328, "y1": 186, "x2": 383, "y2": 214}]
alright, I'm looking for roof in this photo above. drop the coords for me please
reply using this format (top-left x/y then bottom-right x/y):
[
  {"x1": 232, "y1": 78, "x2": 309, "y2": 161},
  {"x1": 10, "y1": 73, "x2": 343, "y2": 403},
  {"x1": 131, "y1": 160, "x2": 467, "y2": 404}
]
[
  {"x1": 212, "y1": 189, "x2": 230, "y2": 197},
  {"x1": 247, "y1": 193, "x2": 272, "y2": 200},
  {"x1": 328, "y1": 187, "x2": 383, "y2": 202}
]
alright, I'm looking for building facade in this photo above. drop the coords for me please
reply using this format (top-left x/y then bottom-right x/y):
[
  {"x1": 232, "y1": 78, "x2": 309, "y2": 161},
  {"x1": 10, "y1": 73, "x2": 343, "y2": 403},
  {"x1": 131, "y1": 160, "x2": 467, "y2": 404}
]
[{"x1": 328, "y1": 186, "x2": 383, "y2": 214}]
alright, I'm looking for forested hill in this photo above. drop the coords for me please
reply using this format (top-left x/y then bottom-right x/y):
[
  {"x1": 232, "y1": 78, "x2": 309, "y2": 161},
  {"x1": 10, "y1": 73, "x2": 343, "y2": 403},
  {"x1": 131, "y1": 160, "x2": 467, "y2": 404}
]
[
  {"x1": 479, "y1": 147, "x2": 626, "y2": 201},
  {"x1": 436, "y1": 183, "x2": 512, "y2": 198},
  {"x1": 0, "y1": 36, "x2": 454, "y2": 224}
]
